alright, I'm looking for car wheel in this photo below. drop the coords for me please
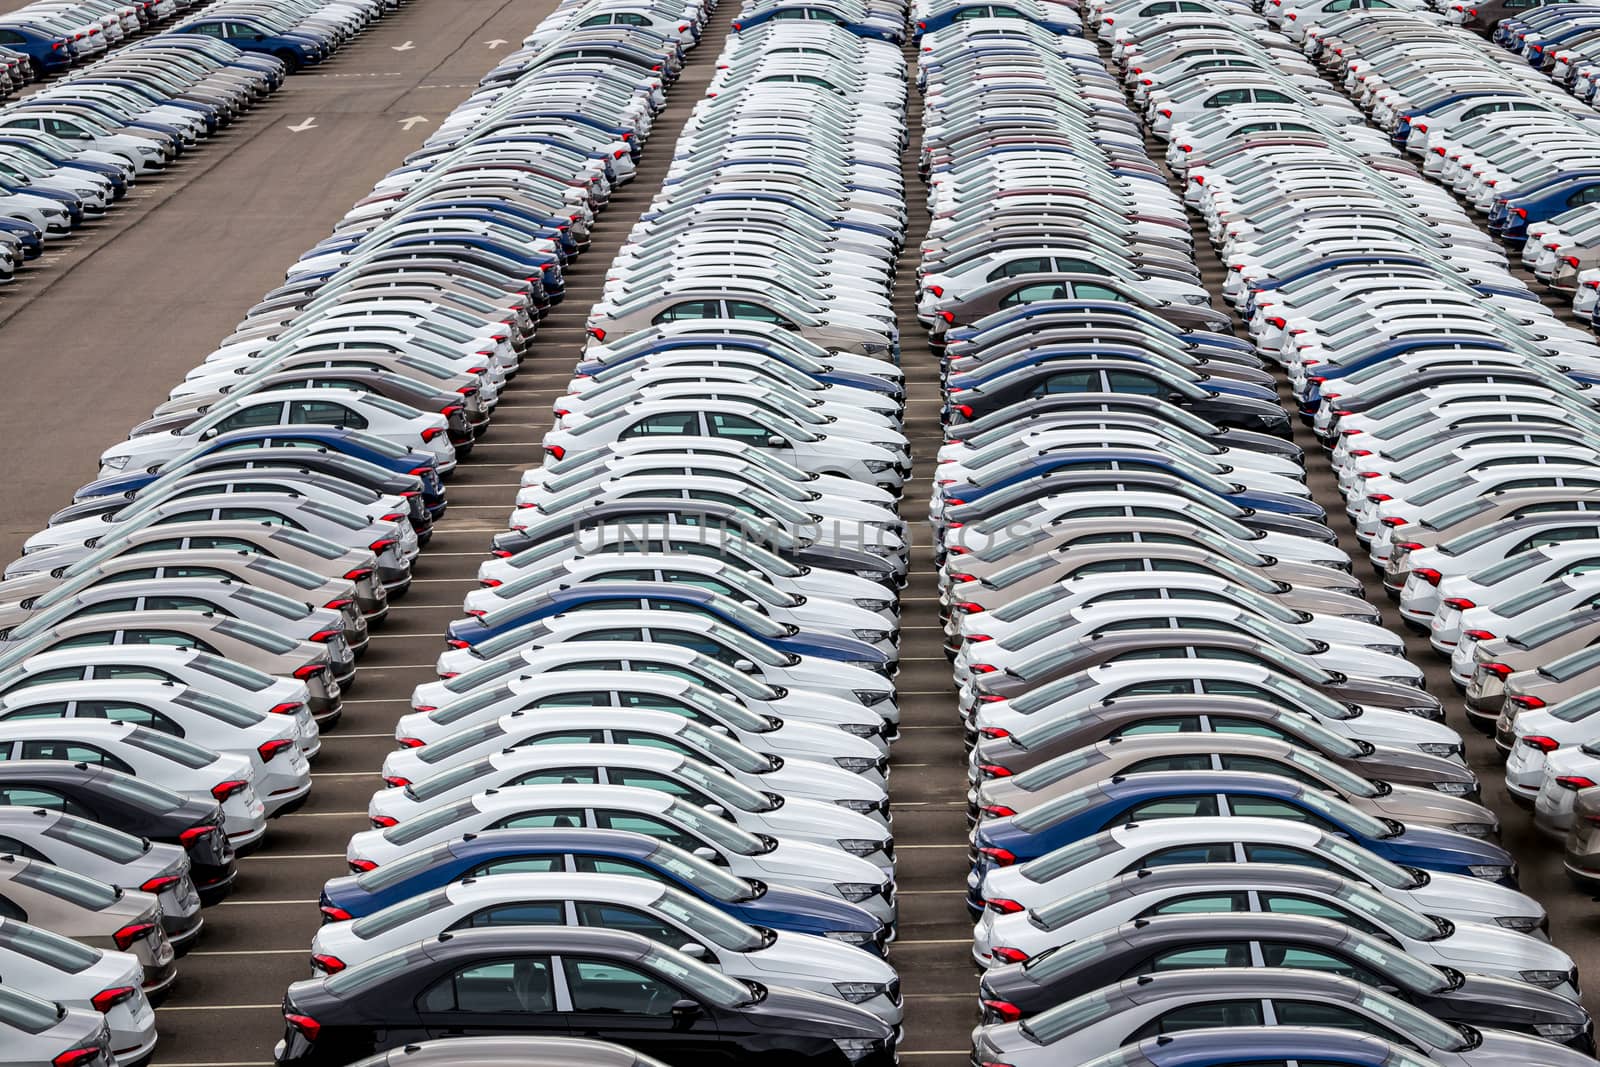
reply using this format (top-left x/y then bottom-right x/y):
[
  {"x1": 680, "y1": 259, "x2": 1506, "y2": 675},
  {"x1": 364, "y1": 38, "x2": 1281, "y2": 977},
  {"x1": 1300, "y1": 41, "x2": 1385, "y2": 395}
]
[{"x1": 273, "y1": 49, "x2": 301, "y2": 72}]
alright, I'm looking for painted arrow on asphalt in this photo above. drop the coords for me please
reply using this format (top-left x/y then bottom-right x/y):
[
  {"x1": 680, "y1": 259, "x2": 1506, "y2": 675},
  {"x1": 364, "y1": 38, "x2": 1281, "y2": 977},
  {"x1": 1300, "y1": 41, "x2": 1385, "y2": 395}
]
[
  {"x1": 286, "y1": 116, "x2": 317, "y2": 132},
  {"x1": 485, "y1": 38, "x2": 508, "y2": 48},
  {"x1": 391, "y1": 40, "x2": 415, "y2": 51},
  {"x1": 398, "y1": 115, "x2": 429, "y2": 130}
]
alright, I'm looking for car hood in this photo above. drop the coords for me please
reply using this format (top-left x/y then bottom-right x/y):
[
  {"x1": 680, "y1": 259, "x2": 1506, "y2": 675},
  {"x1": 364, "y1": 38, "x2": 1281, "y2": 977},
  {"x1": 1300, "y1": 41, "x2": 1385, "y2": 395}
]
[
  {"x1": 1442, "y1": 969, "x2": 1589, "y2": 1027},
  {"x1": 741, "y1": 983, "x2": 892, "y2": 1041},
  {"x1": 743, "y1": 930, "x2": 896, "y2": 985},
  {"x1": 1427, "y1": 921, "x2": 1576, "y2": 975}
]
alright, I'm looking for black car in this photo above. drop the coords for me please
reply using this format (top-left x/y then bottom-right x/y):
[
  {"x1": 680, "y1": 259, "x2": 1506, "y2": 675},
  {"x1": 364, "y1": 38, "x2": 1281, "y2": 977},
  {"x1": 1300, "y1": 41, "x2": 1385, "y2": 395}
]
[
  {"x1": 0, "y1": 761, "x2": 235, "y2": 904},
  {"x1": 347, "y1": 1037, "x2": 668, "y2": 1067},
  {"x1": 977, "y1": 912, "x2": 1591, "y2": 1050},
  {"x1": 273, "y1": 928, "x2": 895, "y2": 1067}
]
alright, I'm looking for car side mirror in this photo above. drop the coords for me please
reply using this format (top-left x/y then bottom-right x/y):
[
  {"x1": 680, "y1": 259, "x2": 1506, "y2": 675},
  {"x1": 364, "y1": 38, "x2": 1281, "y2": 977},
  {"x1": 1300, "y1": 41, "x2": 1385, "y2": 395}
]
[
  {"x1": 733, "y1": 658, "x2": 756, "y2": 673},
  {"x1": 671, "y1": 999, "x2": 702, "y2": 1026},
  {"x1": 1167, "y1": 392, "x2": 1184, "y2": 403},
  {"x1": 199, "y1": 427, "x2": 218, "y2": 440},
  {"x1": 692, "y1": 846, "x2": 719, "y2": 861},
  {"x1": 765, "y1": 435, "x2": 788, "y2": 448},
  {"x1": 678, "y1": 943, "x2": 707, "y2": 958},
  {"x1": 702, "y1": 803, "x2": 727, "y2": 817},
  {"x1": 253, "y1": 33, "x2": 266, "y2": 41}
]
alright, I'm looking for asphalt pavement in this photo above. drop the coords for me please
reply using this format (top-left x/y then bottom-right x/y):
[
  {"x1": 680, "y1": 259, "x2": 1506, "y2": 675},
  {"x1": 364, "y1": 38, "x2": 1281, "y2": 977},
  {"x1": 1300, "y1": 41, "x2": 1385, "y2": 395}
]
[{"x1": 0, "y1": 4, "x2": 1594, "y2": 1064}]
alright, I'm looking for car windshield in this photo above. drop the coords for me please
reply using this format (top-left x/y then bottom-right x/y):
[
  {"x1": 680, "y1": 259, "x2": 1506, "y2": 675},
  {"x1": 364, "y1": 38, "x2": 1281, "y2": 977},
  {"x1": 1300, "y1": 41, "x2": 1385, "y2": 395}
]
[
  {"x1": 123, "y1": 727, "x2": 217, "y2": 769},
  {"x1": 671, "y1": 758, "x2": 773, "y2": 812},
  {"x1": 1314, "y1": 832, "x2": 1413, "y2": 888},
  {"x1": 189, "y1": 653, "x2": 275, "y2": 692},
  {"x1": 665, "y1": 800, "x2": 764, "y2": 855},
  {"x1": 0, "y1": 985, "x2": 62, "y2": 1035},
  {"x1": 701, "y1": 622, "x2": 789, "y2": 666},
  {"x1": 645, "y1": 840, "x2": 756, "y2": 901},
  {"x1": 640, "y1": 946, "x2": 754, "y2": 1008},
  {"x1": 1291, "y1": 786, "x2": 1390, "y2": 838},
  {"x1": 680, "y1": 686, "x2": 771, "y2": 732},
  {"x1": 1332, "y1": 883, "x2": 1444, "y2": 947},
  {"x1": 1017, "y1": 832, "x2": 1123, "y2": 885},
  {"x1": 1497, "y1": 580, "x2": 1573, "y2": 618},
  {"x1": 43, "y1": 813, "x2": 148, "y2": 862},
  {"x1": 1261, "y1": 673, "x2": 1353, "y2": 720},
  {"x1": 98, "y1": 772, "x2": 186, "y2": 814},
  {"x1": 325, "y1": 946, "x2": 423, "y2": 996},
  {"x1": 1284, "y1": 748, "x2": 1377, "y2": 798},
  {"x1": 12, "y1": 861, "x2": 118, "y2": 909},
  {"x1": 651, "y1": 885, "x2": 764, "y2": 950},
  {"x1": 1356, "y1": 986, "x2": 1465, "y2": 1048}
]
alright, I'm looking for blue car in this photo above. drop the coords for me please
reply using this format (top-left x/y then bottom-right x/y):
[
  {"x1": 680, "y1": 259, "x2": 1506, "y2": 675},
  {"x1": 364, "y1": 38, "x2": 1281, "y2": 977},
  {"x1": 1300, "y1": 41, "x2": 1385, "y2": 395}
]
[
  {"x1": 72, "y1": 427, "x2": 447, "y2": 516},
  {"x1": 444, "y1": 583, "x2": 894, "y2": 671},
  {"x1": 914, "y1": 1, "x2": 1082, "y2": 39},
  {"x1": 937, "y1": 449, "x2": 1324, "y2": 518},
  {"x1": 969, "y1": 770, "x2": 1517, "y2": 886},
  {"x1": 731, "y1": 5, "x2": 905, "y2": 41},
  {"x1": 316, "y1": 828, "x2": 887, "y2": 952},
  {"x1": 1490, "y1": 168, "x2": 1600, "y2": 242},
  {"x1": 174, "y1": 18, "x2": 322, "y2": 70},
  {"x1": 0, "y1": 24, "x2": 72, "y2": 75},
  {"x1": 1067, "y1": 1026, "x2": 1424, "y2": 1067}
]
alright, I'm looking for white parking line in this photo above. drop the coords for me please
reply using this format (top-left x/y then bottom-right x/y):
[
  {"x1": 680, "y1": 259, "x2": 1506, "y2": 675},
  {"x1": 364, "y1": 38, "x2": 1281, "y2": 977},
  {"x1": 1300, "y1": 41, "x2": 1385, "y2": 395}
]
[
  {"x1": 189, "y1": 949, "x2": 307, "y2": 956},
  {"x1": 154, "y1": 1005, "x2": 280, "y2": 1011},
  {"x1": 239, "y1": 853, "x2": 346, "y2": 861},
  {"x1": 216, "y1": 900, "x2": 318, "y2": 906}
]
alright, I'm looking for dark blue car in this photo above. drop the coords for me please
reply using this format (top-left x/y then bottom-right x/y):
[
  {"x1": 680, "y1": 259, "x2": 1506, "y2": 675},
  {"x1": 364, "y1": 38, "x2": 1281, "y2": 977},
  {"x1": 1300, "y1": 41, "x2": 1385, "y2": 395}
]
[
  {"x1": 939, "y1": 449, "x2": 1324, "y2": 518},
  {"x1": 1490, "y1": 168, "x2": 1600, "y2": 242},
  {"x1": 731, "y1": 5, "x2": 904, "y2": 41},
  {"x1": 1069, "y1": 1026, "x2": 1419, "y2": 1067},
  {"x1": 444, "y1": 583, "x2": 893, "y2": 671},
  {"x1": 969, "y1": 770, "x2": 1516, "y2": 886},
  {"x1": 914, "y1": 2, "x2": 1081, "y2": 39},
  {"x1": 316, "y1": 828, "x2": 887, "y2": 952},
  {"x1": 0, "y1": 24, "x2": 72, "y2": 75},
  {"x1": 72, "y1": 427, "x2": 447, "y2": 517},
  {"x1": 174, "y1": 18, "x2": 322, "y2": 70}
]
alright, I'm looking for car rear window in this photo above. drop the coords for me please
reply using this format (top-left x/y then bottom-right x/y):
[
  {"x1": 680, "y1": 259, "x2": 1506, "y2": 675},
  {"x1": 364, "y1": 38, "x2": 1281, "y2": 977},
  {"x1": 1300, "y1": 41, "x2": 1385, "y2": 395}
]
[
  {"x1": 0, "y1": 985, "x2": 62, "y2": 1034},
  {"x1": 98, "y1": 772, "x2": 185, "y2": 814},
  {"x1": 12, "y1": 861, "x2": 118, "y2": 909},
  {"x1": 0, "y1": 918, "x2": 98, "y2": 972},
  {"x1": 43, "y1": 813, "x2": 148, "y2": 863}
]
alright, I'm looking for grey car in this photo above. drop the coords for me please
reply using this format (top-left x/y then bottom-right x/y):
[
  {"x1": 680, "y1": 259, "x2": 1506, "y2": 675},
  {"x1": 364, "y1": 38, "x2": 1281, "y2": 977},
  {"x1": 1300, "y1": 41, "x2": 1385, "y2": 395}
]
[
  {"x1": 967, "y1": 694, "x2": 1476, "y2": 794},
  {"x1": 0, "y1": 985, "x2": 113, "y2": 1067},
  {"x1": 964, "y1": 630, "x2": 1443, "y2": 719},
  {"x1": 0, "y1": 807, "x2": 202, "y2": 951},
  {"x1": 1564, "y1": 785, "x2": 1600, "y2": 893},
  {"x1": 346, "y1": 1037, "x2": 669, "y2": 1067},
  {"x1": 972, "y1": 733, "x2": 1495, "y2": 837}
]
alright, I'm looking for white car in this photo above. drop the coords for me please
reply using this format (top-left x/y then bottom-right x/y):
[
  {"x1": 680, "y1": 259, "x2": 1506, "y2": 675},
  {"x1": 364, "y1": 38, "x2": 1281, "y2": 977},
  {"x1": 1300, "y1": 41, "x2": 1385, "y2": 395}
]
[
  {"x1": 343, "y1": 785, "x2": 897, "y2": 924},
  {"x1": 1420, "y1": 534, "x2": 1600, "y2": 651},
  {"x1": 0, "y1": 919, "x2": 155, "y2": 1065},
  {"x1": 307, "y1": 873, "x2": 902, "y2": 1022}
]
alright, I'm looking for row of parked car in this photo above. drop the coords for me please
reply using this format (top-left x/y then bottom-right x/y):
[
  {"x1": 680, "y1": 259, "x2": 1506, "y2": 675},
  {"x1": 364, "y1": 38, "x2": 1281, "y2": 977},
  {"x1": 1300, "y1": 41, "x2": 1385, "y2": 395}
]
[
  {"x1": 1295, "y1": 5, "x2": 1600, "y2": 897},
  {"x1": 905, "y1": 1, "x2": 1600, "y2": 1065},
  {"x1": 256, "y1": 2, "x2": 917, "y2": 1066},
  {"x1": 0, "y1": 0, "x2": 406, "y2": 283}
]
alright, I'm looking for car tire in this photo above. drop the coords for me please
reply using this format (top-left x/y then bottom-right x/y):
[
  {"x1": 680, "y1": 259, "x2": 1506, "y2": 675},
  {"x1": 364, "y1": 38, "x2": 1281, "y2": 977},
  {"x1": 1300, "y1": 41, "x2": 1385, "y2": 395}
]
[{"x1": 273, "y1": 49, "x2": 301, "y2": 73}]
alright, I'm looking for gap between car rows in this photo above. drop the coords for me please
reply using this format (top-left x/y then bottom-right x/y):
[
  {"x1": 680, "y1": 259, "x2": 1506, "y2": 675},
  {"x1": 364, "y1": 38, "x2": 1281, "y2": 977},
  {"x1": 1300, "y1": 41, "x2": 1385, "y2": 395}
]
[{"x1": 1094, "y1": 24, "x2": 1600, "y2": 1021}]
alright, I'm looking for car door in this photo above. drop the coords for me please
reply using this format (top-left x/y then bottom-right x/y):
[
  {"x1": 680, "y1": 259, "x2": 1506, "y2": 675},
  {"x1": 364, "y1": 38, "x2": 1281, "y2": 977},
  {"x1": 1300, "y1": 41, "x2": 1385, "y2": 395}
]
[
  {"x1": 560, "y1": 953, "x2": 725, "y2": 1062},
  {"x1": 415, "y1": 954, "x2": 568, "y2": 1040}
]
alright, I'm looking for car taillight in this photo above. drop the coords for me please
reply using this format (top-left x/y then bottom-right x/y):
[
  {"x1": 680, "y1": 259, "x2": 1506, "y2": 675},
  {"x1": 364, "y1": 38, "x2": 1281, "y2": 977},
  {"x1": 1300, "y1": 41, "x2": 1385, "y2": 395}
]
[
  {"x1": 1523, "y1": 735, "x2": 1560, "y2": 753},
  {"x1": 1442, "y1": 598, "x2": 1476, "y2": 610},
  {"x1": 325, "y1": 598, "x2": 354, "y2": 611},
  {"x1": 91, "y1": 986, "x2": 136, "y2": 1013},
  {"x1": 319, "y1": 905, "x2": 352, "y2": 921},
  {"x1": 981, "y1": 804, "x2": 1015, "y2": 818},
  {"x1": 927, "y1": 284, "x2": 944, "y2": 296},
  {"x1": 285, "y1": 1013, "x2": 322, "y2": 1041},
  {"x1": 348, "y1": 859, "x2": 377, "y2": 873},
  {"x1": 179, "y1": 825, "x2": 214, "y2": 849},
  {"x1": 970, "y1": 664, "x2": 997, "y2": 674},
  {"x1": 269, "y1": 702, "x2": 305, "y2": 717},
  {"x1": 211, "y1": 780, "x2": 249, "y2": 802},
  {"x1": 952, "y1": 601, "x2": 984, "y2": 614},
  {"x1": 547, "y1": 444, "x2": 565, "y2": 461},
  {"x1": 978, "y1": 727, "x2": 1009, "y2": 739},
  {"x1": 990, "y1": 946, "x2": 1028, "y2": 963},
  {"x1": 383, "y1": 776, "x2": 410, "y2": 788},
  {"x1": 1412, "y1": 568, "x2": 1442, "y2": 586},
  {"x1": 937, "y1": 310, "x2": 955, "y2": 324},
  {"x1": 1511, "y1": 695, "x2": 1546, "y2": 710},
  {"x1": 397, "y1": 737, "x2": 425, "y2": 749},
  {"x1": 1379, "y1": 517, "x2": 1409, "y2": 528},
  {"x1": 1481, "y1": 662, "x2": 1512, "y2": 678},
  {"x1": 310, "y1": 954, "x2": 345, "y2": 974},
  {"x1": 421, "y1": 427, "x2": 444, "y2": 443},
  {"x1": 309, "y1": 629, "x2": 339, "y2": 644},
  {"x1": 447, "y1": 639, "x2": 470, "y2": 649},
  {"x1": 981, "y1": 998, "x2": 1023, "y2": 1021},
  {"x1": 112, "y1": 922, "x2": 155, "y2": 951},
  {"x1": 978, "y1": 764, "x2": 1012, "y2": 778},
  {"x1": 370, "y1": 815, "x2": 397, "y2": 828},
  {"x1": 53, "y1": 1048, "x2": 101, "y2": 1067},
  {"x1": 480, "y1": 578, "x2": 503, "y2": 588},
  {"x1": 1559, "y1": 776, "x2": 1597, "y2": 790},
  {"x1": 369, "y1": 537, "x2": 398, "y2": 553},
  {"x1": 258, "y1": 739, "x2": 296, "y2": 763},
  {"x1": 139, "y1": 875, "x2": 179, "y2": 894},
  {"x1": 984, "y1": 898, "x2": 1025, "y2": 916},
  {"x1": 586, "y1": 326, "x2": 606, "y2": 341},
  {"x1": 293, "y1": 664, "x2": 324, "y2": 680},
  {"x1": 978, "y1": 846, "x2": 1016, "y2": 866}
]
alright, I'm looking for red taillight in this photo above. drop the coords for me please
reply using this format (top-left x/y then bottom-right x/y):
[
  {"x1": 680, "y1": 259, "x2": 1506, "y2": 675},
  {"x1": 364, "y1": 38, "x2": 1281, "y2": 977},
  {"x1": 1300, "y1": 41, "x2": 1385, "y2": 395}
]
[
  {"x1": 970, "y1": 664, "x2": 997, "y2": 674},
  {"x1": 981, "y1": 998, "x2": 1023, "y2": 1021},
  {"x1": 1511, "y1": 696, "x2": 1546, "y2": 710},
  {"x1": 1481, "y1": 663, "x2": 1512, "y2": 679},
  {"x1": 310, "y1": 954, "x2": 345, "y2": 974},
  {"x1": 1523, "y1": 735, "x2": 1560, "y2": 753},
  {"x1": 981, "y1": 804, "x2": 1016, "y2": 818},
  {"x1": 309, "y1": 629, "x2": 339, "y2": 644},
  {"x1": 293, "y1": 664, "x2": 324, "y2": 680},
  {"x1": 1442, "y1": 598, "x2": 1476, "y2": 610},
  {"x1": 927, "y1": 284, "x2": 944, "y2": 296},
  {"x1": 1462, "y1": 630, "x2": 1496, "y2": 642},
  {"x1": 269, "y1": 702, "x2": 304, "y2": 717},
  {"x1": 1379, "y1": 517, "x2": 1409, "y2": 528},
  {"x1": 112, "y1": 922, "x2": 155, "y2": 951},
  {"x1": 978, "y1": 727, "x2": 1009, "y2": 739},
  {"x1": 1559, "y1": 776, "x2": 1597, "y2": 791},
  {"x1": 447, "y1": 639, "x2": 470, "y2": 649},
  {"x1": 53, "y1": 1049, "x2": 100, "y2": 1067},
  {"x1": 397, "y1": 737, "x2": 425, "y2": 749},
  {"x1": 369, "y1": 537, "x2": 398, "y2": 553},
  {"x1": 978, "y1": 764, "x2": 1012, "y2": 778},
  {"x1": 211, "y1": 779, "x2": 249, "y2": 802},
  {"x1": 420, "y1": 427, "x2": 444, "y2": 443},
  {"x1": 285, "y1": 1013, "x2": 322, "y2": 1041},
  {"x1": 326, "y1": 596, "x2": 355, "y2": 610},
  {"x1": 952, "y1": 601, "x2": 984, "y2": 614},
  {"x1": 258, "y1": 739, "x2": 295, "y2": 763},
  {"x1": 320, "y1": 905, "x2": 352, "y2": 921},
  {"x1": 348, "y1": 859, "x2": 377, "y2": 873},
  {"x1": 586, "y1": 326, "x2": 606, "y2": 341},
  {"x1": 382, "y1": 776, "x2": 410, "y2": 788},
  {"x1": 985, "y1": 897, "x2": 1025, "y2": 915},
  {"x1": 480, "y1": 578, "x2": 503, "y2": 588},
  {"x1": 90, "y1": 986, "x2": 135, "y2": 1013},
  {"x1": 1412, "y1": 568, "x2": 1442, "y2": 586},
  {"x1": 991, "y1": 946, "x2": 1028, "y2": 963},
  {"x1": 370, "y1": 815, "x2": 397, "y2": 828},
  {"x1": 139, "y1": 875, "x2": 179, "y2": 894},
  {"x1": 937, "y1": 311, "x2": 955, "y2": 324},
  {"x1": 978, "y1": 846, "x2": 1016, "y2": 866},
  {"x1": 547, "y1": 444, "x2": 565, "y2": 461},
  {"x1": 179, "y1": 825, "x2": 214, "y2": 849}
]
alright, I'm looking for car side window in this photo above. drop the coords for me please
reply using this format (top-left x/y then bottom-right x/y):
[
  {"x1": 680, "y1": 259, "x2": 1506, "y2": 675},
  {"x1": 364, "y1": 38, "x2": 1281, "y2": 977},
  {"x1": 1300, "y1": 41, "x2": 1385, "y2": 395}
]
[
  {"x1": 1132, "y1": 999, "x2": 1264, "y2": 1040},
  {"x1": 1140, "y1": 943, "x2": 1252, "y2": 972},
  {"x1": 1113, "y1": 795, "x2": 1220, "y2": 827},
  {"x1": 1208, "y1": 717, "x2": 1292, "y2": 741},
  {"x1": 1124, "y1": 754, "x2": 1214, "y2": 773},
  {"x1": 575, "y1": 902, "x2": 683, "y2": 946},
  {"x1": 509, "y1": 767, "x2": 599, "y2": 787},
  {"x1": 1204, "y1": 89, "x2": 1252, "y2": 108},
  {"x1": 0, "y1": 835, "x2": 47, "y2": 862},
  {"x1": 1258, "y1": 893, "x2": 1384, "y2": 939},
  {"x1": 465, "y1": 856, "x2": 563, "y2": 877},
  {"x1": 651, "y1": 300, "x2": 719, "y2": 324},
  {"x1": 0, "y1": 701, "x2": 71, "y2": 722},
  {"x1": 1225, "y1": 796, "x2": 1333, "y2": 830},
  {"x1": 621, "y1": 412, "x2": 699, "y2": 438},
  {"x1": 490, "y1": 799, "x2": 588, "y2": 828},
  {"x1": 593, "y1": 810, "x2": 699, "y2": 852},
  {"x1": 706, "y1": 412, "x2": 773, "y2": 443},
  {"x1": 19, "y1": 741, "x2": 133, "y2": 775},
  {"x1": 211, "y1": 403, "x2": 286, "y2": 434},
  {"x1": 0, "y1": 895, "x2": 24, "y2": 922},
  {"x1": 419, "y1": 958, "x2": 556, "y2": 1014},
  {"x1": 999, "y1": 282, "x2": 1070, "y2": 307},
  {"x1": 289, "y1": 401, "x2": 366, "y2": 430},
  {"x1": 1110, "y1": 716, "x2": 1203, "y2": 736},
  {"x1": 1216, "y1": 755, "x2": 1318, "y2": 787},
  {"x1": 453, "y1": 901, "x2": 565, "y2": 929},
  {"x1": 1031, "y1": 370, "x2": 1099, "y2": 397},
  {"x1": 0, "y1": 787, "x2": 90, "y2": 819},
  {"x1": 1139, "y1": 892, "x2": 1249, "y2": 918},
  {"x1": 1271, "y1": 998, "x2": 1395, "y2": 1040},
  {"x1": 1105, "y1": 371, "x2": 1165, "y2": 397},
  {"x1": 607, "y1": 769, "x2": 711, "y2": 807},
  {"x1": 1109, "y1": 680, "x2": 1194, "y2": 697},
  {"x1": 1125, "y1": 843, "x2": 1235, "y2": 872},
  {"x1": 77, "y1": 597, "x2": 140, "y2": 617},
  {"x1": 987, "y1": 257, "x2": 1050, "y2": 281},
  {"x1": 564, "y1": 958, "x2": 680, "y2": 1015},
  {"x1": 1242, "y1": 843, "x2": 1342, "y2": 873},
  {"x1": 6, "y1": 668, "x2": 86, "y2": 690},
  {"x1": 1569, "y1": 186, "x2": 1600, "y2": 210},
  {"x1": 125, "y1": 630, "x2": 213, "y2": 650}
]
